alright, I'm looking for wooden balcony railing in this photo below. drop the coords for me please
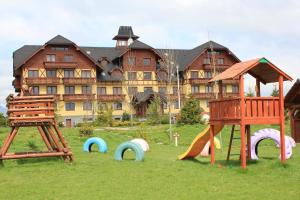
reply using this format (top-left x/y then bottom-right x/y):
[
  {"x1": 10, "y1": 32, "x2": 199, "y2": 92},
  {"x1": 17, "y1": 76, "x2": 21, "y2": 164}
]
[
  {"x1": 25, "y1": 77, "x2": 60, "y2": 85},
  {"x1": 97, "y1": 94, "x2": 125, "y2": 102},
  {"x1": 190, "y1": 93, "x2": 216, "y2": 99},
  {"x1": 203, "y1": 64, "x2": 230, "y2": 70},
  {"x1": 44, "y1": 61, "x2": 77, "y2": 68},
  {"x1": 189, "y1": 78, "x2": 210, "y2": 84},
  {"x1": 62, "y1": 78, "x2": 96, "y2": 85},
  {"x1": 223, "y1": 92, "x2": 240, "y2": 98},
  {"x1": 40, "y1": 94, "x2": 61, "y2": 101},
  {"x1": 63, "y1": 94, "x2": 96, "y2": 101},
  {"x1": 209, "y1": 97, "x2": 280, "y2": 124},
  {"x1": 223, "y1": 79, "x2": 239, "y2": 84}
]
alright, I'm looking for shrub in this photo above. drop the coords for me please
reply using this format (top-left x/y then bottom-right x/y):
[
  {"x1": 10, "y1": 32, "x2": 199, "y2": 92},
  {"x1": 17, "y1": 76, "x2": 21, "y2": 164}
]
[
  {"x1": 146, "y1": 96, "x2": 162, "y2": 125},
  {"x1": 79, "y1": 124, "x2": 94, "y2": 136},
  {"x1": 122, "y1": 112, "x2": 131, "y2": 121},
  {"x1": 112, "y1": 120, "x2": 141, "y2": 127},
  {"x1": 161, "y1": 115, "x2": 169, "y2": 124},
  {"x1": 96, "y1": 106, "x2": 113, "y2": 127},
  {"x1": 178, "y1": 98, "x2": 204, "y2": 124}
]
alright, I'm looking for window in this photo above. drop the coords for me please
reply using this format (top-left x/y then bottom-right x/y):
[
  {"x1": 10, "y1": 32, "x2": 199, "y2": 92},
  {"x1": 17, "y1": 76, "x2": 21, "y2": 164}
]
[
  {"x1": 28, "y1": 70, "x2": 39, "y2": 78},
  {"x1": 203, "y1": 58, "x2": 210, "y2": 64},
  {"x1": 232, "y1": 85, "x2": 239, "y2": 93},
  {"x1": 46, "y1": 54, "x2": 56, "y2": 62},
  {"x1": 113, "y1": 102, "x2": 122, "y2": 110},
  {"x1": 46, "y1": 70, "x2": 56, "y2": 78},
  {"x1": 222, "y1": 85, "x2": 227, "y2": 93},
  {"x1": 174, "y1": 100, "x2": 179, "y2": 109},
  {"x1": 128, "y1": 87, "x2": 138, "y2": 95},
  {"x1": 118, "y1": 40, "x2": 127, "y2": 46},
  {"x1": 159, "y1": 87, "x2": 166, "y2": 94},
  {"x1": 207, "y1": 51, "x2": 221, "y2": 55},
  {"x1": 63, "y1": 55, "x2": 73, "y2": 62},
  {"x1": 128, "y1": 72, "x2": 137, "y2": 80},
  {"x1": 83, "y1": 101, "x2": 92, "y2": 111},
  {"x1": 82, "y1": 85, "x2": 92, "y2": 94},
  {"x1": 65, "y1": 102, "x2": 75, "y2": 111},
  {"x1": 47, "y1": 86, "x2": 57, "y2": 94},
  {"x1": 65, "y1": 86, "x2": 75, "y2": 94},
  {"x1": 191, "y1": 71, "x2": 198, "y2": 79},
  {"x1": 144, "y1": 87, "x2": 153, "y2": 92},
  {"x1": 113, "y1": 87, "x2": 122, "y2": 95},
  {"x1": 205, "y1": 85, "x2": 213, "y2": 93},
  {"x1": 81, "y1": 70, "x2": 91, "y2": 78},
  {"x1": 217, "y1": 58, "x2": 224, "y2": 65},
  {"x1": 97, "y1": 87, "x2": 106, "y2": 95},
  {"x1": 64, "y1": 70, "x2": 74, "y2": 78},
  {"x1": 191, "y1": 85, "x2": 199, "y2": 93},
  {"x1": 143, "y1": 72, "x2": 152, "y2": 80},
  {"x1": 173, "y1": 87, "x2": 178, "y2": 94},
  {"x1": 204, "y1": 71, "x2": 212, "y2": 79},
  {"x1": 98, "y1": 102, "x2": 107, "y2": 110},
  {"x1": 163, "y1": 102, "x2": 168, "y2": 109},
  {"x1": 51, "y1": 47, "x2": 68, "y2": 51},
  {"x1": 31, "y1": 86, "x2": 39, "y2": 95},
  {"x1": 128, "y1": 57, "x2": 135, "y2": 65},
  {"x1": 143, "y1": 58, "x2": 151, "y2": 65}
]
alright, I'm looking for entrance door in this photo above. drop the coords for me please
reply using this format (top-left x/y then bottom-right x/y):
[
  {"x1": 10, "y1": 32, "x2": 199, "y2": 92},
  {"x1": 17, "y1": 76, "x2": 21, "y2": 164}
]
[
  {"x1": 66, "y1": 119, "x2": 72, "y2": 128},
  {"x1": 136, "y1": 103, "x2": 147, "y2": 117}
]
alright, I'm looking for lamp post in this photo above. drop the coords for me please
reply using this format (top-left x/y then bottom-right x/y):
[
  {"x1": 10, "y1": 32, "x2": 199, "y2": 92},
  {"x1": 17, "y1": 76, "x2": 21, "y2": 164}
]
[{"x1": 176, "y1": 64, "x2": 181, "y2": 110}]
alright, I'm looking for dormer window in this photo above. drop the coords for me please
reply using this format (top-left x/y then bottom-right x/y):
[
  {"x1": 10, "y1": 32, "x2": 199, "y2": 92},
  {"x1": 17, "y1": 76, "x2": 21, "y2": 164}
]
[
  {"x1": 51, "y1": 47, "x2": 68, "y2": 51},
  {"x1": 117, "y1": 40, "x2": 127, "y2": 46},
  {"x1": 63, "y1": 55, "x2": 73, "y2": 62},
  {"x1": 46, "y1": 54, "x2": 56, "y2": 62}
]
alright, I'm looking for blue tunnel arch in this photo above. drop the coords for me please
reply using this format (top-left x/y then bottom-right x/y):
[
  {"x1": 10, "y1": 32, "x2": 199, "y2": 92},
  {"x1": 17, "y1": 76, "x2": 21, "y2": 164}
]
[
  {"x1": 114, "y1": 142, "x2": 144, "y2": 161},
  {"x1": 83, "y1": 137, "x2": 108, "y2": 153}
]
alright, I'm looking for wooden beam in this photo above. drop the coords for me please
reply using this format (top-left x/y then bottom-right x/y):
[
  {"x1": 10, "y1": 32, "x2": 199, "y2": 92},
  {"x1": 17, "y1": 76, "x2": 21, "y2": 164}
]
[
  {"x1": 279, "y1": 75, "x2": 286, "y2": 163},
  {"x1": 256, "y1": 78, "x2": 260, "y2": 97},
  {"x1": 210, "y1": 125, "x2": 215, "y2": 165},
  {"x1": 240, "y1": 75, "x2": 246, "y2": 169}
]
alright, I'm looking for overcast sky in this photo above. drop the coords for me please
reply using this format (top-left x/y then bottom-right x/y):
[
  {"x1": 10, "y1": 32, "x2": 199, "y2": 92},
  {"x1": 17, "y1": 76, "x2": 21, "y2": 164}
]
[{"x1": 0, "y1": 0, "x2": 299, "y2": 105}]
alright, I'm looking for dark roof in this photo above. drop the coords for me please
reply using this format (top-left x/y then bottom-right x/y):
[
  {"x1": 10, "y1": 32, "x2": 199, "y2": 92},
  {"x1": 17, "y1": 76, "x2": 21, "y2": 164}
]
[
  {"x1": 285, "y1": 79, "x2": 300, "y2": 107},
  {"x1": 210, "y1": 58, "x2": 293, "y2": 84},
  {"x1": 46, "y1": 35, "x2": 74, "y2": 45},
  {"x1": 13, "y1": 45, "x2": 42, "y2": 75},
  {"x1": 132, "y1": 91, "x2": 167, "y2": 105},
  {"x1": 113, "y1": 26, "x2": 139, "y2": 40},
  {"x1": 13, "y1": 33, "x2": 239, "y2": 77}
]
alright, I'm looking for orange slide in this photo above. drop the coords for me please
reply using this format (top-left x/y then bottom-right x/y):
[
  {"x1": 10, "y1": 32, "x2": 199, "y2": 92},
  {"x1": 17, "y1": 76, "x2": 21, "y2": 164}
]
[{"x1": 178, "y1": 125, "x2": 224, "y2": 160}]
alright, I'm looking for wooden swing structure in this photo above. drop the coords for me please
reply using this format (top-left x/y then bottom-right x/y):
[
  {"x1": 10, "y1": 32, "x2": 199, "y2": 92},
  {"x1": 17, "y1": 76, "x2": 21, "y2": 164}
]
[
  {"x1": 208, "y1": 58, "x2": 292, "y2": 169},
  {"x1": 0, "y1": 95, "x2": 73, "y2": 162}
]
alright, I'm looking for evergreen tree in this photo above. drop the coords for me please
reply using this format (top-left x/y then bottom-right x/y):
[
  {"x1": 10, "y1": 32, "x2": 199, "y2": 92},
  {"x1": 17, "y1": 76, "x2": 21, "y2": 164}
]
[
  {"x1": 271, "y1": 84, "x2": 279, "y2": 97},
  {"x1": 178, "y1": 98, "x2": 203, "y2": 124}
]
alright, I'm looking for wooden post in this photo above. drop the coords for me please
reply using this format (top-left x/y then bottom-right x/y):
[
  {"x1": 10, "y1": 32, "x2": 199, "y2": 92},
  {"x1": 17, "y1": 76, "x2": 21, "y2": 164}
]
[
  {"x1": 218, "y1": 80, "x2": 223, "y2": 99},
  {"x1": 278, "y1": 75, "x2": 286, "y2": 163},
  {"x1": 256, "y1": 78, "x2": 260, "y2": 97},
  {"x1": 246, "y1": 125, "x2": 251, "y2": 160},
  {"x1": 210, "y1": 125, "x2": 215, "y2": 165},
  {"x1": 240, "y1": 75, "x2": 246, "y2": 169}
]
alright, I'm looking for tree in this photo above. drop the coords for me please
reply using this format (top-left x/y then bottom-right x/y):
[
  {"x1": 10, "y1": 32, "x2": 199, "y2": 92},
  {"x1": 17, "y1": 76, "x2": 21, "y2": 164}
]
[
  {"x1": 146, "y1": 96, "x2": 162, "y2": 125},
  {"x1": 0, "y1": 113, "x2": 7, "y2": 127},
  {"x1": 178, "y1": 98, "x2": 203, "y2": 124},
  {"x1": 246, "y1": 86, "x2": 255, "y2": 97},
  {"x1": 96, "y1": 103, "x2": 113, "y2": 127},
  {"x1": 271, "y1": 84, "x2": 279, "y2": 97}
]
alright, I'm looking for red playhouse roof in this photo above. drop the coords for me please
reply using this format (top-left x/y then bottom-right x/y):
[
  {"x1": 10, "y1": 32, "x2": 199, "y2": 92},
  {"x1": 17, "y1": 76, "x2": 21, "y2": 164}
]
[{"x1": 210, "y1": 58, "x2": 293, "y2": 84}]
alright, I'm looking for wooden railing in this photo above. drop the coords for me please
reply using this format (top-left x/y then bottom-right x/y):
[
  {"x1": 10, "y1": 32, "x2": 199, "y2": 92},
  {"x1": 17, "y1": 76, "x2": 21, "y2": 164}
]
[
  {"x1": 62, "y1": 78, "x2": 96, "y2": 84},
  {"x1": 209, "y1": 97, "x2": 280, "y2": 124},
  {"x1": 191, "y1": 93, "x2": 215, "y2": 99},
  {"x1": 189, "y1": 78, "x2": 210, "y2": 84},
  {"x1": 44, "y1": 61, "x2": 77, "y2": 68},
  {"x1": 25, "y1": 77, "x2": 60, "y2": 85},
  {"x1": 97, "y1": 94, "x2": 125, "y2": 102},
  {"x1": 63, "y1": 94, "x2": 95, "y2": 101}
]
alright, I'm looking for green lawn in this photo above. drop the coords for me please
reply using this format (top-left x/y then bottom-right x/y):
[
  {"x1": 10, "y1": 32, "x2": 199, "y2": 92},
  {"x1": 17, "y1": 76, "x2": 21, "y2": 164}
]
[{"x1": 0, "y1": 123, "x2": 299, "y2": 200}]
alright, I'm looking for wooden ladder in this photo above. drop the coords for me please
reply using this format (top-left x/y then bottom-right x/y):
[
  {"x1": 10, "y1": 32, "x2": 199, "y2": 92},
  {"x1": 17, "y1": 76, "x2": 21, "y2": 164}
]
[{"x1": 226, "y1": 125, "x2": 240, "y2": 161}]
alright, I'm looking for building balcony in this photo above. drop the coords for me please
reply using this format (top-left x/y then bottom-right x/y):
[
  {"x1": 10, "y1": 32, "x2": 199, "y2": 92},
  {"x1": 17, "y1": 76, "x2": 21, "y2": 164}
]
[
  {"x1": 25, "y1": 77, "x2": 60, "y2": 85},
  {"x1": 189, "y1": 78, "x2": 210, "y2": 84},
  {"x1": 40, "y1": 94, "x2": 61, "y2": 101},
  {"x1": 223, "y1": 92, "x2": 240, "y2": 98},
  {"x1": 63, "y1": 94, "x2": 96, "y2": 101},
  {"x1": 170, "y1": 93, "x2": 185, "y2": 100},
  {"x1": 44, "y1": 61, "x2": 77, "y2": 69},
  {"x1": 62, "y1": 78, "x2": 96, "y2": 85},
  {"x1": 203, "y1": 64, "x2": 230, "y2": 70},
  {"x1": 97, "y1": 94, "x2": 125, "y2": 102},
  {"x1": 190, "y1": 92, "x2": 216, "y2": 99}
]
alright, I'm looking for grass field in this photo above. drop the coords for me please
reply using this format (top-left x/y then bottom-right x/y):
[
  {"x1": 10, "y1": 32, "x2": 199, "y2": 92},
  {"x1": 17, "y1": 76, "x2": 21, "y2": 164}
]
[{"x1": 0, "y1": 123, "x2": 299, "y2": 200}]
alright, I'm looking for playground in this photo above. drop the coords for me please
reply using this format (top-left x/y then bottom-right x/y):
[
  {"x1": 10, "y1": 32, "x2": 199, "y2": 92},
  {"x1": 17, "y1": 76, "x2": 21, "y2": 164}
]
[{"x1": 0, "y1": 124, "x2": 299, "y2": 200}]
